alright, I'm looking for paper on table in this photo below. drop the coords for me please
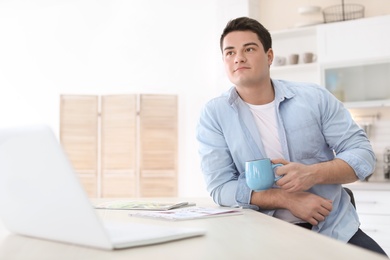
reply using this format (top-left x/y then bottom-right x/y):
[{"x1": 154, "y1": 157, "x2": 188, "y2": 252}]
[
  {"x1": 128, "y1": 207, "x2": 243, "y2": 221},
  {"x1": 94, "y1": 200, "x2": 196, "y2": 211}
]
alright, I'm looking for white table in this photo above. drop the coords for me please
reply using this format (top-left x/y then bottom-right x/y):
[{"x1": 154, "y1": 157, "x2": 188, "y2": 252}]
[{"x1": 0, "y1": 198, "x2": 387, "y2": 260}]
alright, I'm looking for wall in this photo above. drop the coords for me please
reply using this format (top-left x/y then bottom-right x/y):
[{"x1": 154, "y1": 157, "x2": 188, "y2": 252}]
[
  {"x1": 0, "y1": 0, "x2": 261, "y2": 198},
  {"x1": 258, "y1": 0, "x2": 390, "y2": 31}
]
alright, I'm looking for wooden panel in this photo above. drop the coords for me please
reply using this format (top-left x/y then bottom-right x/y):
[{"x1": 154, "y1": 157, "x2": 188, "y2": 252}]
[
  {"x1": 101, "y1": 174, "x2": 137, "y2": 198},
  {"x1": 60, "y1": 95, "x2": 98, "y2": 197},
  {"x1": 139, "y1": 177, "x2": 177, "y2": 198},
  {"x1": 139, "y1": 94, "x2": 178, "y2": 197},
  {"x1": 101, "y1": 95, "x2": 137, "y2": 197}
]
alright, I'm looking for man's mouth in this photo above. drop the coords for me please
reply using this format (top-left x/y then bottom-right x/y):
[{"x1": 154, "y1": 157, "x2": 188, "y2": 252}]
[{"x1": 234, "y1": 67, "x2": 250, "y2": 72}]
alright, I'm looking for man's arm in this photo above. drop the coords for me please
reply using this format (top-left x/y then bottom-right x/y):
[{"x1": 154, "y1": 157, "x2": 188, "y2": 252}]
[
  {"x1": 196, "y1": 100, "x2": 241, "y2": 207},
  {"x1": 250, "y1": 158, "x2": 355, "y2": 225},
  {"x1": 250, "y1": 188, "x2": 333, "y2": 225},
  {"x1": 273, "y1": 158, "x2": 358, "y2": 193}
]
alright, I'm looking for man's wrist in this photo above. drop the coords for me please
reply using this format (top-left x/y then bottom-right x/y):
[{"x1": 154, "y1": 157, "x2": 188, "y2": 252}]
[
  {"x1": 250, "y1": 189, "x2": 289, "y2": 209},
  {"x1": 308, "y1": 163, "x2": 323, "y2": 185}
]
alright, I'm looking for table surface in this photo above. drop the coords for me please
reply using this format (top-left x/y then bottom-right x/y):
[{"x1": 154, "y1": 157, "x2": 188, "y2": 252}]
[{"x1": 0, "y1": 197, "x2": 387, "y2": 260}]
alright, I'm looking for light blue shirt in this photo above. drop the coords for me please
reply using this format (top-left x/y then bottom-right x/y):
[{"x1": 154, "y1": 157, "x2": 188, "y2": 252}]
[{"x1": 196, "y1": 79, "x2": 376, "y2": 242}]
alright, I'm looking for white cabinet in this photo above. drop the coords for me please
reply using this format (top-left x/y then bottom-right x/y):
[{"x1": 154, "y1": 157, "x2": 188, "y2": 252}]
[
  {"x1": 270, "y1": 15, "x2": 390, "y2": 108},
  {"x1": 317, "y1": 15, "x2": 390, "y2": 63},
  {"x1": 359, "y1": 214, "x2": 390, "y2": 256},
  {"x1": 345, "y1": 183, "x2": 390, "y2": 256},
  {"x1": 322, "y1": 59, "x2": 390, "y2": 107}
]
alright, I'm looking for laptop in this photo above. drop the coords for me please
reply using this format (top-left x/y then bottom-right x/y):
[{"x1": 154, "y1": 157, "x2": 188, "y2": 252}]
[{"x1": 0, "y1": 124, "x2": 205, "y2": 250}]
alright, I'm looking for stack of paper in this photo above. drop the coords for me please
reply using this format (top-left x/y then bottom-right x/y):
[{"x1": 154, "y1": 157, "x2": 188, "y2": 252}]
[
  {"x1": 94, "y1": 200, "x2": 195, "y2": 211},
  {"x1": 128, "y1": 207, "x2": 243, "y2": 221}
]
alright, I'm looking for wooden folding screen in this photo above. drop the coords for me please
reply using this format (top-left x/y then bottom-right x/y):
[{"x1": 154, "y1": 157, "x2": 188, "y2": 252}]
[{"x1": 60, "y1": 94, "x2": 177, "y2": 198}]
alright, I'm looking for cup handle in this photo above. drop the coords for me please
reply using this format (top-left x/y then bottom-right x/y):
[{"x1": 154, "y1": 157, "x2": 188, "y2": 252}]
[{"x1": 272, "y1": 163, "x2": 284, "y2": 181}]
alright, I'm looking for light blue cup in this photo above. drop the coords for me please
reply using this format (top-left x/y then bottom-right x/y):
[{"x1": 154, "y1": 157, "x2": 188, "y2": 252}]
[{"x1": 245, "y1": 158, "x2": 283, "y2": 191}]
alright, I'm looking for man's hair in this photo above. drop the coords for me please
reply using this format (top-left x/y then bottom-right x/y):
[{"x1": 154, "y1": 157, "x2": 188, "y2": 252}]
[{"x1": 220, "y1": 17, "x2": 272, "y2": 53}]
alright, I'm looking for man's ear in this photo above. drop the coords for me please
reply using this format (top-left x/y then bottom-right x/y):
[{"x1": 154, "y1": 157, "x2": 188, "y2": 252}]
[{"x1": 267, "y1": 48, "x2": 274, "y2": 67}]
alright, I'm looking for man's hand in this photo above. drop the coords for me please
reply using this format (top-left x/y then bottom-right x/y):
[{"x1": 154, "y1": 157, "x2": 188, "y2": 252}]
[
  {"x1": 286, "y1": 192, "x2": 333, "y2": 226},
  {"x1": 272, "y1": 158, "x2": 318, "y2": 192}
]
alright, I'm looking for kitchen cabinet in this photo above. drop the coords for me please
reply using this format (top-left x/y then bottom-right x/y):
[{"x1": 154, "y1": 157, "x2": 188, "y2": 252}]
[
  {"x1": 317, "y1": 15, "x2": 390, "y2": 63},
  {"x1": 345, "y1": 183, "x2": 390, "y2": 256},
  {"x1": 322, "y1": 60, "x2": 390, "y2": 107},
  {"x1": 60, "y1": 94, "x2": 178, "y2": 198},
  {"x1": 270, "y1": 15, "x2": 390, "y2": 109}
]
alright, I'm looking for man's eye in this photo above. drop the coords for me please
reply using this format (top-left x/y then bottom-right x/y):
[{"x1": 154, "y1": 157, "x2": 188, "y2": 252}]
[
  {"x1": 226, "y1": 51, "x2": 234, "y2": 56},
  {"x1": 246, "y1": 47, "x2": 255, "y2": 52}
]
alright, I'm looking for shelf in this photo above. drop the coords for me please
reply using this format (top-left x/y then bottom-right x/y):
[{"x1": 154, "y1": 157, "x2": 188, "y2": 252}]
[
  {"x1": 344, "y1": 99, "x2": 390, "y2": 109},
  {"x1": 321, "y1": 57, "x2": 390, "y2": 70},
  {"x1": 271, "y1": 62, "x2": 317, "y2": 72},
  {"x1": 271, "y1": 62, "x2": 320, "y2": 84},
  {"x1": 271, "y1": 26, "x2": 317, "y2": 40}
]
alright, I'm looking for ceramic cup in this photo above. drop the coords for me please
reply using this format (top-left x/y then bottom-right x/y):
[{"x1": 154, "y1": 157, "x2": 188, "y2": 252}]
[
  {"x1": 273, "y1": 56, "x2": 286, "y2": 66},
  {"x1": 245, "y1": 158, "x2": 284, "y2": 191},
  {"x1": 302, "y1": 52, "x2": 317, "y2": 63},
  {"x1": 289, "y1": 54, "x2": 299, "y2": 65}
]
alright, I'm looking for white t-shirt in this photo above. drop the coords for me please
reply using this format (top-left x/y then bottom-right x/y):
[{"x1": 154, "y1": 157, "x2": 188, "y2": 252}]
[
  {"x1": 246, "y1": 101, "x2": 283, "y2": 159},
  {"x1": 247, "y1": 101, "x2": 303, "y2": 224}
]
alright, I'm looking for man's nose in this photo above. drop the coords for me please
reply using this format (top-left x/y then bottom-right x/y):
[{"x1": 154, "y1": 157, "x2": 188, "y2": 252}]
[{"x1": 234, "y1": 52, "x2": 246, "y2": 63}]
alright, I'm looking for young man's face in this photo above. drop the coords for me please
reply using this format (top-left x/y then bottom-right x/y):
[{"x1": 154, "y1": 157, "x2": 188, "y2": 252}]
[{"x1": 222, "y1": 30, "x2": 273, "y2": 89}]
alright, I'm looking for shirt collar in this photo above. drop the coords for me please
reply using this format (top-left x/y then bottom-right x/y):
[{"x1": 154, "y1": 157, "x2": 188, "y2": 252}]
[
  {"x1": 227, "y1": 79, "x2": 295, "y2": 106},
  {"x1": 272, "y1": 79, "x2": 295, "y2": 104}
]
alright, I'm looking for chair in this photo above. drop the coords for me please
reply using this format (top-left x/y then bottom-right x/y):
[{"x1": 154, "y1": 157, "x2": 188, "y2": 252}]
[{"x1": 343, "y1": 187, "x2": 356, "y2": 209}]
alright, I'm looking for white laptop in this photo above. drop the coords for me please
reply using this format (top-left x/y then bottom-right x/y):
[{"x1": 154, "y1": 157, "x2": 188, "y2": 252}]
[{"x1": 0, "y1": 124, "x2": 205, "y2": 250}]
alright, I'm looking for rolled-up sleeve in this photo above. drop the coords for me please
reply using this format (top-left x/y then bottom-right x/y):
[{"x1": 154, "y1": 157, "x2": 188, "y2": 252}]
[{"x1": 320, "y1": 88, "x2": 376, "y2": 180}]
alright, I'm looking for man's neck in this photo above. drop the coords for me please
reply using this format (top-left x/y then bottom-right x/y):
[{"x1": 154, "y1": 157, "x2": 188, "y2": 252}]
[{"x1": 235, "y1": 81, "x2": 275, "y2": 105}]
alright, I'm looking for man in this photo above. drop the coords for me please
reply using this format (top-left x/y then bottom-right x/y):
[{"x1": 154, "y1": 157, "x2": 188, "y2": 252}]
[{"x1": 196, "y1": 17, "x2": 387, "y2": 256}]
